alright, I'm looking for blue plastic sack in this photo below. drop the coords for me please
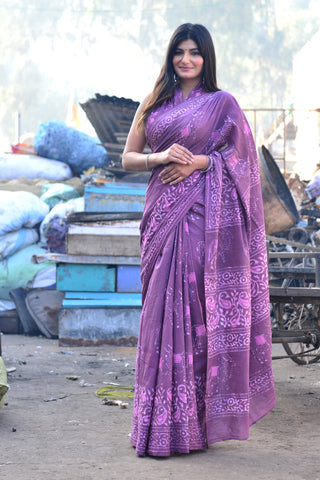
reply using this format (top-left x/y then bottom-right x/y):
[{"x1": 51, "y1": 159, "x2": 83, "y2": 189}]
[{"x1": 34, "y1": 121, "x2": 108, "y2": 175}]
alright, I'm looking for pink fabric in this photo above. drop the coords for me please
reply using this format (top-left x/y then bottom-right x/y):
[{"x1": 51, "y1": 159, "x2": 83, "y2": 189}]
[{"x1": 131, "y1": 83, "x2": 276, "y2": 456}]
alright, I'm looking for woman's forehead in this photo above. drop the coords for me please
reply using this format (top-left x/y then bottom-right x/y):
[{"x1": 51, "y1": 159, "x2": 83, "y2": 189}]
[{"x1": 175, "y1": 39, "x2": 199, "y2": 50}]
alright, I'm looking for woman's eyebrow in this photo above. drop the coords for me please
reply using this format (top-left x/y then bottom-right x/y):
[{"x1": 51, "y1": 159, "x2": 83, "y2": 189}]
[{"x1": 175, "y1": 47, "x2": 200, "y2": 52}]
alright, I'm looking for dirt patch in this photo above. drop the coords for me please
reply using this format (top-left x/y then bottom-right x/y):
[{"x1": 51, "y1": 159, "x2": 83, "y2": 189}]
[{"x1": 1, "y1": 334, "x2": 320, "y2": 480}]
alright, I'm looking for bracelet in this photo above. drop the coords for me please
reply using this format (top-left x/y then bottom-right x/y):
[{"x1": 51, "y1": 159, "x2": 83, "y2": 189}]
[
  {"x1": 201, "y1": 155, "x2": 213, "y2": 172},
  {"x1": 145, "y1": 154, "x2": 151, "y2": 171}
]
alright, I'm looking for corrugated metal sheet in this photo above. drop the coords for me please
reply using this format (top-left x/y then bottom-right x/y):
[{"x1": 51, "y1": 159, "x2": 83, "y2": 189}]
[{"x1": 80, "y1": 94, "x2": 140, "y2": 166}]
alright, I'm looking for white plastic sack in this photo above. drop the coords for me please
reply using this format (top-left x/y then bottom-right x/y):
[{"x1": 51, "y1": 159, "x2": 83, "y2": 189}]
[
  {"x1": 0, "y1": 191, "x2": 49, "y2": 236},
  {"x1": 0, "y1": 245, "x2": 53, "y2": 300},
  {"x1": 0, "y1": 300, "x2": 16, "y2": 311},
  {"x1": 0, "y1": 228, "x2": 39, "y2": 260},
  {"x1": 0, "y1": 154, "x2": 73, "y2": 180},
  {"x1": 40, "y1": 196, "x2": 84, "y2": 245},
  {"x1": 28, "y1": 265, "x2": 56, "y2": 289}
]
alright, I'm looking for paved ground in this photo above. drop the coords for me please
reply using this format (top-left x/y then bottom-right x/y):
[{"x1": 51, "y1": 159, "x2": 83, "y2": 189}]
[{"x1": 1, "y1": 334, "x2": 320, "y2": 480}]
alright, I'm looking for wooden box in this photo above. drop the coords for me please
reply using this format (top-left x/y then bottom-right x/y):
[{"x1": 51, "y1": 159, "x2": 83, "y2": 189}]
[
  {"x1": 84, "y1": 183, "x2": 147, "y2": 213},
  {"x1": 59, "y1": 306, "x2": 141, "y2": 346},
  {"x1": 56, "y1": 263, "x2": 116, "y2": 292},
  {"x1": 66, "y1": 221, "x2": 141, "y2": 257},
  {"x1": 117, "y1": 265, "x2": 141, "y2": 292},
  {"x1": 62, "y1": 291, "x2": 142, "y2": 308}
]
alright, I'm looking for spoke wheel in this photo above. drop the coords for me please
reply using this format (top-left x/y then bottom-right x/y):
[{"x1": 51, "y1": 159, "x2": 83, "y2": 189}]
[{"x1": 279, "y1": 302, "x2": 320, "y2": 364}]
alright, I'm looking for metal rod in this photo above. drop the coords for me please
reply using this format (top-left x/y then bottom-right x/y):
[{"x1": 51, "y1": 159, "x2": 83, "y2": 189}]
[{"x1": 15, "y1": 111, "x2": 20, "y2": 144}]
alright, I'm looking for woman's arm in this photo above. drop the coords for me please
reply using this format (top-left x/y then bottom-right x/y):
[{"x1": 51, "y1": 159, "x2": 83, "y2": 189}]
[{"x1": 122, "y1": 96, "x2": 194, "y2": 172}]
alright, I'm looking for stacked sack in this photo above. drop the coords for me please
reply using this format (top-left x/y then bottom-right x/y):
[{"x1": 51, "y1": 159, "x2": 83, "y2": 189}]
[{"x1": 0, "y1": 191, "x2": 54, "y2": 303}]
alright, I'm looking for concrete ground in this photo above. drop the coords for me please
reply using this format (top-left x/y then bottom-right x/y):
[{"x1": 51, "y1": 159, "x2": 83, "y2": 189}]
[{"x1": 1, "y1": 334, "x2": 320, "y2": 480}]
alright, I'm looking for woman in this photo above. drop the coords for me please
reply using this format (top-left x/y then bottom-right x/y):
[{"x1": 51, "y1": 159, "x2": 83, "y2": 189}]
[{"x1": 122, "y1": 23, "x2": 276, "y2": 457}]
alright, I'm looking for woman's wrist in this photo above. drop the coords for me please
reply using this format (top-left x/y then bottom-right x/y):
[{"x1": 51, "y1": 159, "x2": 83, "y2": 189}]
[
  {"x1": 194, "y1": 155, "x2": 211, "y2": 172},
  {"x1": 201, "y1": 155, "x2": 213, "y2": 172}
]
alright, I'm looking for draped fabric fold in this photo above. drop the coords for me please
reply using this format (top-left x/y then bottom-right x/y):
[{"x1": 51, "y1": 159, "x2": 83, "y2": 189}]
[{"x1": 131, "y1": 83, "x2": 276, "y2": 457}]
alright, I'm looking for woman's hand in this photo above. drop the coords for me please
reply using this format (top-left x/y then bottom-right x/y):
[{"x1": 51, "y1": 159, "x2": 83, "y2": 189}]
[
  {"x1": 158, "y1": 143, "x2": 194, "y2": 166},
  {"x1": 159, "y1": 162, "x2": 197, "y2": 185}
]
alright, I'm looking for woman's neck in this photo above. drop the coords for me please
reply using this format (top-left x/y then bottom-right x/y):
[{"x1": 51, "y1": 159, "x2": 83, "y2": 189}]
[{"x1": 180, "y1": 79, "x2": 201, "y2": 100}]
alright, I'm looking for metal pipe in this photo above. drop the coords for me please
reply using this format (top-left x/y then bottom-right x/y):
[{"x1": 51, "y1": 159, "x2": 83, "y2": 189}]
[{"x1": 15, "y1": 111, "x2": 20, "y2": 144}]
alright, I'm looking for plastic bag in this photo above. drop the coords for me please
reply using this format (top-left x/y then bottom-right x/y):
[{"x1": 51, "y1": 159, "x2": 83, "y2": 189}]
[
  {"x1": 34, "y1": 120, "x2": 108, "y2": 175},
  {"x1": 0, "y1": 154, "x2": 73, "y2": 180},
  {"x1": 0, "y1": 244, "x2": 53, "y2": 300},
  {"x1": 11, "y1": 143, "x2": 37, "y2": 155},
  {"x1": 40, "y1": 183, "x2": 80, "y2": 209},
  {"x1": 0, "y1": 228, "x2": 39, "y2": 260},
  {"x1": 40, "y1": 196, "x2": 84, "y2": 245},
  {"x1": 0, "y1": 191, "x2": 49, "y2": 236}
]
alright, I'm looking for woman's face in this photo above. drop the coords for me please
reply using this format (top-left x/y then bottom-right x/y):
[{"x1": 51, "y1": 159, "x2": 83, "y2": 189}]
[{"x1": 172, "y1": 39, "x2": 204, "y2": 84}]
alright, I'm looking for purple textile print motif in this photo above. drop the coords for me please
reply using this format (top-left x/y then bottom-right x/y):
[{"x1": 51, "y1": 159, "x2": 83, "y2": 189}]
[{"x1": 131, "y1": 83, "x2": 276, "y2": 456}]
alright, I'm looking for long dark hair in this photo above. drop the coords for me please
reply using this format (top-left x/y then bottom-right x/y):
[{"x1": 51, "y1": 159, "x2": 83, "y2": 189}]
[{"x1": 138, "y1": 23, "x2": 219, "y2": 129}]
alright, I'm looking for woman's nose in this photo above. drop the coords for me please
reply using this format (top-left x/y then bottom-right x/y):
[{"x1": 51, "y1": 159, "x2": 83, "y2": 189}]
[{"x1": 181, "y1": 52, "x2": 190, "y2": 63}]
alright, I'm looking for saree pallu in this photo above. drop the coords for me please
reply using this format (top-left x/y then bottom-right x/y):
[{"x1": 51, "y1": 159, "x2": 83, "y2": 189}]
[{"x1": 131, "y1": 84, "x2": 276, "y2": 457}]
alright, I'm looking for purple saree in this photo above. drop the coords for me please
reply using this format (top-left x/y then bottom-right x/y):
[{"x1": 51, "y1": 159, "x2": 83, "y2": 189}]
[{"x1": 131, "y1": 83, "x2": 276, "y2": 457}]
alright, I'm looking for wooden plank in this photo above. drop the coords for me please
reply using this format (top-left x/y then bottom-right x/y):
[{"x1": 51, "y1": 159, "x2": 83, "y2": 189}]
[
  {"x1": 62, "y1": 299, "x2": 142, "y2": 307},
  {"x1": 32, "y1": 253, "x2": 141, "y2": 266},
  {"x1": 84, "y1": 182, "x2": 146, "y2": 213},
  {"x1": 117, "y1": 265, "x2": 141, "y2": 293},
  {"x1": 267, "y1": 235, "x2": 320, "y2": 251},
  {"x1": 66, "y1": 212, "x2": 143, "y2": 223},
  {"x1": 67, "y1": 221, "x2": 141, "y2": 256},
  {"x1": 85, "y1": 194, "x2": 146, "y2": 213},
  {"x1": 0, "y1": 310, "x2": 21, "y2": 334},
  {"x1": 63, "y1": 291, "x2": 142, "y2": 307},
  {"x1": 59, "y1": 307, "x2": 141, "y2": 345},
  {"x1": 68, "y1": 221, "x2": 141, "y2": 235},
  {"x1": 269, "y1": 286, "x2": 320, "y2": 304},
  {"x1": 67, "y1": 233, "x2": 141, "y2": 256},
  {"x1": 85, "y1": 183, "x2": 147, "y2": 196},
  {"x1": 268, "y1": 267, "x2": 315, "y2": 275},
  {"x1": 269, "y1": 252, "x2": 320, "y2": 258},
  {"x1": 56, "y1": 264, "x2": 116, "y2": 292}
]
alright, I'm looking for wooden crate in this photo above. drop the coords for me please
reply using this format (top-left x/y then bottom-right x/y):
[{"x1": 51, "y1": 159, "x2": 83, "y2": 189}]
[
  {"x1": 84, "y1": 183, "x2": 147, "y2": 213},
  {"x1": 59, "y1": 306, "x2": 141, "y2": 346},
  {"x1": 62, "y1": 291, "x2": 142, "y2": 308},
  {"x1": 66, "y1": 221, "x2": 141, "y2": 257},
  {"x1": 56, "y1": 263, "x2": 116, "y2": 292},
  {"x1": 117, "y1": 265, "x2": 141, "y2": 292}
]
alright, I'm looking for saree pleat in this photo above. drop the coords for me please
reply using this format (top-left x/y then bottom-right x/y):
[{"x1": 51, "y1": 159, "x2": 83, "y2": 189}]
[{"x1": 131, "y1": 83, "x2": 276, "y2": 456}]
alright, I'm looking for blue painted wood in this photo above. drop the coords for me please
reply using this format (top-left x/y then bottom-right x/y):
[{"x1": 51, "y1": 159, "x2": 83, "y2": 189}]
[
  {"x1": 117, "y1": 265, "x2": 141, "y2": 293},
  {"x1": 84, "y1": 182, "x2": 147, "y2": 213},
  {"x1": 56, "y1": 264, "x2": 116, "y2": 292},
  {"x1": 85, "y1": 194, "x2": 145, "y2": 213},
  {"x1": 59, "y1": 307, "x2": 141, "y2": 343},
  {"x1": 63, "y1": 292, "x2": 142, "y2": 307},
  {"x1": 62, "y1": 299, "x2": 142, "y2": 307},
  {"x1": 85, "y1": 183, "x2": 147, "y2": 196}
]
